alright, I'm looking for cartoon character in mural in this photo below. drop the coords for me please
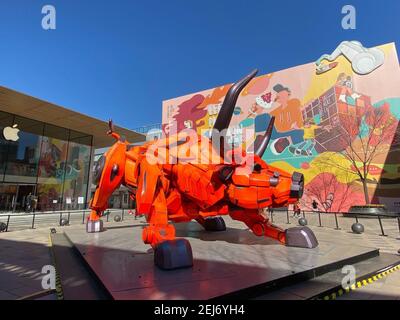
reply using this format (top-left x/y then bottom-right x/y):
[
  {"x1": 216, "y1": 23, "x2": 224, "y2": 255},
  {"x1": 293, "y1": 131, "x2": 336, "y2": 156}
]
[
  {"x1": 163, "y1": 94, "x2": 207, "y2": 135},
  {"x1": 89, "y1": 70, "x2": 318, "y2": 270},
  {"x1": 269, "y1": 84, "x2": 303, "y2": 131},
  {"x1": 163, "y1": 86, "x2": 232, "y2": 138},
  {"x1": 316, "y1": 41, "x2": 385, "y2": 75},
  {"x1": 252, "y1": 84, "x2": 309, "y2": 156},
  {"x1": 237, "y1": 102, "x2": 264, "y2": 142},
  {"x1": 288, "y1": 118, "x2": 333, "y2": 156},
  {"x1": 336, "y1": 73, "x2": 363, "y2": 105}
]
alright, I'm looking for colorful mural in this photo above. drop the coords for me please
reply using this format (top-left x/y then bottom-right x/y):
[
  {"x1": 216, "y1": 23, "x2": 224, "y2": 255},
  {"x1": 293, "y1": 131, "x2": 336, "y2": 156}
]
[
  {"x1": 162, "y1": 42, "x2": 400, "y2": 212},
  {"x1": 37, "y1": 136, "x2": 91, "y2": 210}
]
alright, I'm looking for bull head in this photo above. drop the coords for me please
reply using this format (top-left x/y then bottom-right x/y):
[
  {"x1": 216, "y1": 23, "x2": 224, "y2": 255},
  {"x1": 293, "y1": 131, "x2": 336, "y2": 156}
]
[{"x1": 210, "y1": 70, "x2": 304, "y2": 208}]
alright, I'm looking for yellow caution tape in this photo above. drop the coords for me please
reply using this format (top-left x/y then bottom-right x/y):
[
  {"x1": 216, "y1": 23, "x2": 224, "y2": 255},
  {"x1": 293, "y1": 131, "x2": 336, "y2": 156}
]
[
  {"x1": 321, "y1": 263, "x2": 400, "y2": 300},
  {"x1": 49, "y1": 234, "x2": 64, "y2": 300}
]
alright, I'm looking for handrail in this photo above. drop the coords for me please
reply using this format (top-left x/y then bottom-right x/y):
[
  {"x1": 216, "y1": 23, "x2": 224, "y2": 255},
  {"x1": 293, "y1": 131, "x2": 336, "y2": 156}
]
[
  {"x1": 269, "y1": 208, "x2": 400, "y2": 238},
  {"x1": 0, "y1": 208, "x2": 132, "y2": 233},
  {"x1": 1, "y1": 208, "x2": 400, "y2": 237}
]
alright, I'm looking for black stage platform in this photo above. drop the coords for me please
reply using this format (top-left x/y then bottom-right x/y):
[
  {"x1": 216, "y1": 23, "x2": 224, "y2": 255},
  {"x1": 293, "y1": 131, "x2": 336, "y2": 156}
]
[{"x1": 60, "y1": 217, "x2": 390, "y2": 300}]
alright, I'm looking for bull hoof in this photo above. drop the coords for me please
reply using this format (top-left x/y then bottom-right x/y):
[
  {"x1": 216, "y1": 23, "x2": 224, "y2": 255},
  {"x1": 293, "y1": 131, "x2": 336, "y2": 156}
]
[
  {"x1": 154, "y1": 239, "x2": 193, "y2": 270},
  {"x1": 285, "y1": 226, "x2": 318, "y2": 249},
  {"x1": 86, "y1": 220, "x2": 104, "y2": 233},
  {"x1": 203, "y1": 217, "x2": 226, "y2": 232}
]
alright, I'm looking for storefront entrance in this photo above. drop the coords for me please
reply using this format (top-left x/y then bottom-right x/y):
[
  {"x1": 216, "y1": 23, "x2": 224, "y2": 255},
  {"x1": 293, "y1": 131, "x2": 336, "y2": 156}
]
[{"x1": 0, "y1": 184, "x2": 36, "y2": 212}]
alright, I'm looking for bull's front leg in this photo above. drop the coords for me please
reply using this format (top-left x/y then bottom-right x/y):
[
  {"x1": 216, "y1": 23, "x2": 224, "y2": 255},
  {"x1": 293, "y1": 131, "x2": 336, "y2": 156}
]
[
  {"x1": 229, "y1": 208, "x2": 318, "y2": 248},
  {"x1": 86, "y1": 209, "x2": 104, "y2": 233},
  {"x1": 141, "y1": 189, "x2": 193, "y2": 270},
  {"x1": 229, "y1": 208, "x2": 286, "y2": 243}
]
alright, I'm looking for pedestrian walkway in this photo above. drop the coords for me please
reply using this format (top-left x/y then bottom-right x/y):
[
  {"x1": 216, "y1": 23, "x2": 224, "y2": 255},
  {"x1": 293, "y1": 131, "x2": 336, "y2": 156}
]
[
  {"x1": 0, "y1": 214, "x2": 399, "y2": 300},
  {"x1": 0, "y1": 228, "x2": 51, "y2": 299},
  {"x1": 0, "y1": 218, "x2": 143, "y2": 299}
]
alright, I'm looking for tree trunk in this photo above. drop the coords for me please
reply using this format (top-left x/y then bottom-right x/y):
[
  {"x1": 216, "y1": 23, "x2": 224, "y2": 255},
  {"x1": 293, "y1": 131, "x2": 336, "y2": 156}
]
[{"x1": 362, "y1": 180, "x2": 370, "y2": 204}]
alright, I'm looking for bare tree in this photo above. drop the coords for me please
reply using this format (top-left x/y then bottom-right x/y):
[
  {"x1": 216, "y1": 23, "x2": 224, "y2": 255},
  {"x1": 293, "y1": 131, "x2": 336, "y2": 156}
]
[{"x1": 321, "y1": 104, "x2": 395, "y2": 204}]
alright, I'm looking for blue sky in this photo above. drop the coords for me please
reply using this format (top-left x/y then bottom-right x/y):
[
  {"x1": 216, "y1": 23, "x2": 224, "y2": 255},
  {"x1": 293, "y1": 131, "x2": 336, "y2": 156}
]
[{"x1": 0, "y1": 0, "x2": 399, "y2": 130}]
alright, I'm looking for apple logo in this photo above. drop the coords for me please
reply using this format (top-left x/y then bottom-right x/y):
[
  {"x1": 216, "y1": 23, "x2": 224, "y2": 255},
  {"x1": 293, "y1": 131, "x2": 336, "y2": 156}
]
[{"x1": 3, "y1": 124, "x2": 20, "y2": 142}]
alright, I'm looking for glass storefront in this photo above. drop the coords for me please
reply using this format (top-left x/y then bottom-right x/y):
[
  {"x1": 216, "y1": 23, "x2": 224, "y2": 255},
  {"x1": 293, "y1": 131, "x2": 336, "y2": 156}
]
[{"x1": 0, "y1": 110, "x2": 93, "y2": 212}]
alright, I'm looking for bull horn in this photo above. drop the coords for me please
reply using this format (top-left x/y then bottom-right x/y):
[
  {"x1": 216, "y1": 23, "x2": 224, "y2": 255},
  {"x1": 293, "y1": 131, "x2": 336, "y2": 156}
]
[
  {"x1": 255, "y1": 116, "x2": 275, "y2": 157},
  {"x1": 212, "y1": 69, "x2": 258, "y2": 155},
  {"x1": 213, "y1": 69, "x2": 258, "y2": 133}
]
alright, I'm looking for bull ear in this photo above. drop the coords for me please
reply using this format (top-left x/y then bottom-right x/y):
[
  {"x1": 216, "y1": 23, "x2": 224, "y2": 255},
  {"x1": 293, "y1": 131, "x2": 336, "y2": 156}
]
[
  {"x1": 108, "y1": 119, "x2": 114, "y2": 134},
  {"x1": 107, "y1": 118, "x2": 121, "y2": 141},
  {"x1": 255, "y1": 116, "x2": 275, "y2": 157}
]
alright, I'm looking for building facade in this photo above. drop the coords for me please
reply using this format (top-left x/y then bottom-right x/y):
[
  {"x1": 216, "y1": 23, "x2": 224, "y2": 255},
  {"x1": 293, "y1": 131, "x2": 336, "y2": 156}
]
[
  {"x1": 162, "y1": 42, "x2": 400, "y2": 212},
  {"x1": 0, "y1": 110, "x2": 93, "y2": 211},
  {"x1": 0, "y1": 86, "x2": 145, "y2": 212}
]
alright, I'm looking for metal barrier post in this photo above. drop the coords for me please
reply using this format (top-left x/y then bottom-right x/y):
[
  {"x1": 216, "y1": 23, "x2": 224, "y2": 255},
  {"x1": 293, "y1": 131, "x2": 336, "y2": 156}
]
[
  {"x1": 397, "y1": 217, "x2": 400, "y2": 234},
  {"x1": 334, "y1": 212, "x2": 341, "y2": 230},
  {"x1": 302, "y1": 210, "x2": 306, "y2": 219},
  {"x1": 59, "y1": 212, "x2": 62, "y2": 225},
  {"x1": 377, "y1": 215, "x2": 387, "y2": 236},
  {"x1": 67, "y1": 212, "x2": 71, "y2": 224},
  {"x1": 355, "y1": 215, "x2": 359, "y2": 223},
  {"x1": 31, "y1": 214, "x2": 35, "y2": 229},
  {"x1": 286, "y1": 208, "x2": 290, "y2": 224},
  {"x1": 122, "y1": 208, "x2": 125, "y2": 221},
  {"x1": 318, "y1": 211, "x2": 322, "y2": 227},
  {"x1": 82, "y1": 211, "x2": 85, "y2": 224},
  {"x1": 270, "y1": 209, "x2": 274, "y2": 223},
  {"x1": 106, "y1": 210, "x2": 110, "y2": 222},
  {"x1": 6, "y1": 215, "x2": 10, "y2": 232}
]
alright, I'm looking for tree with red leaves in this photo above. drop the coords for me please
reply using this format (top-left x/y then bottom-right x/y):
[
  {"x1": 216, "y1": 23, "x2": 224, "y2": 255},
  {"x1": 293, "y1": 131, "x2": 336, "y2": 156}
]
[{"x1": 335, "y1": 103, "x2": 397, "y2": 204}]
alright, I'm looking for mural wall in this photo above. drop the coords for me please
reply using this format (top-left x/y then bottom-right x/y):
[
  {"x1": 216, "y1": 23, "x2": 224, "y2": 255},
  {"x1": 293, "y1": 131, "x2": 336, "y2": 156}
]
[{"x1": 162, "y1": 42, "x2": 400, "y2": 212}]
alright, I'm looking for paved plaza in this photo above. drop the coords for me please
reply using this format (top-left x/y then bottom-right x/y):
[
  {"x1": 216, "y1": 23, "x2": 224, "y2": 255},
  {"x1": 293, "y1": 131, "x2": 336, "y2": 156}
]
[{"x1": 0, "y1": 212, "x2": 399, "y2": 300}]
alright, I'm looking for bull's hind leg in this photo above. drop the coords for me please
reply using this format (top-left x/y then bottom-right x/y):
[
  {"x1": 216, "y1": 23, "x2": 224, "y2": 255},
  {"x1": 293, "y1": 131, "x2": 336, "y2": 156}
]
[
  {"x1": 196, "y1": 216, "x2": 226, "y2": 232},
  {"x1": 229, "y1": 208, "x2": 318, "y2": 248},
  {"x1": 141, "y1": 189, "x2": 193, "y2": 270}
]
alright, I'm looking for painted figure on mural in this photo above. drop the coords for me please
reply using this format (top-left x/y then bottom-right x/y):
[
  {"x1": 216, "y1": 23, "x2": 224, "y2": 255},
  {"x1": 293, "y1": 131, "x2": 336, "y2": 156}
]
[
  {"x1": 269, "y1": 84, "x2": 303, "y2": 132},
  {"x1": 163, "y1": 94, "x2": 207, "y2": 135},
  {"x1": 289, "y1": 118, "x2": 332, "y2": 156},
  {"x1": 251, "y1": 84, "x2": 306, "y2": 155},
  {"x1": 336, "y1": 73, "x2": 362, "y2": 105}
]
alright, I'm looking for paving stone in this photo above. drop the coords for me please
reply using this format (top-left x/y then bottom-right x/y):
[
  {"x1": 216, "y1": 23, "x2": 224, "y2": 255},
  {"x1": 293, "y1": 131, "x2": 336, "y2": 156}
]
[{"x1": 0, "y1": 290, "x2": 18, "y2": 300}]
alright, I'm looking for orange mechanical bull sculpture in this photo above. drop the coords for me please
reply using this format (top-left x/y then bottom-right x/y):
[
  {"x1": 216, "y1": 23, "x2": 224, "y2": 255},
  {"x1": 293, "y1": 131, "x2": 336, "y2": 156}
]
[{"x1": 89, "y1": 70, "x2": 318, "y2": 270}]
